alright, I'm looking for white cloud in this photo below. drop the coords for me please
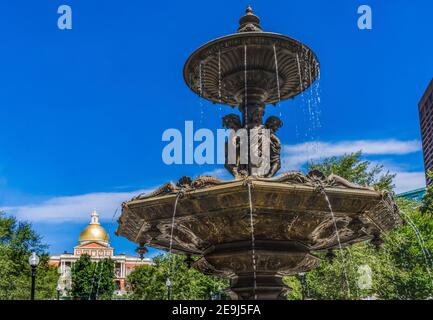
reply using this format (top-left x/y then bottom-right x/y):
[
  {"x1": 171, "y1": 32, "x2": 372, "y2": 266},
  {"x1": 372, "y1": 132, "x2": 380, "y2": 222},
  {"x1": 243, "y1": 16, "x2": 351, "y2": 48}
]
[
  {"x1": 281, "y1": 139, "x2": 424, "y2": 194},
  {"x1": 199, "y1": 139, "x2": 424, "y2": 193},
  {"x1": 282, "y1": 139, "x2": 421, "y2": 170},
  {"x1": 393, "y1": 171, "x2": 425, "y2": 194},
  {"x1": 369, "y1": 160, "x2": 426, "y2": 193},
  {"x1": 1, "y1": 139, "x2": 424, "y2": 224},
  {"x1": 1, "y1": 189, "x2": 151, "y2": 223}
]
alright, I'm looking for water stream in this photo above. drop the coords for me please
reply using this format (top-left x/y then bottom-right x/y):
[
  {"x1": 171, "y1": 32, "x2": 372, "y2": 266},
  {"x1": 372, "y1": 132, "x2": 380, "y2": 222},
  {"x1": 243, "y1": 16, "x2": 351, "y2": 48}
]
[
  {"x1": 198, "y1": 62, "x2": 203, "y2": 97},
  {"x1": 218, "y1": 49, "x2": 222, "y2": 103},
  {"x1": 399, "y1": 210, "x2": 433, "y2": 285},
  {"x1": 166, "y1": 192, "x2": 182, "y2": 300},
  {"x1": 244, "y1": 44, "x2": 250, "y2": 174},
  {"x1": 296, "y1": 49, "x2": 322, "y2": 166},
  {"x1": 322, "y1": 191, "x2": 352, "y2": 298},
  {"x1": 296, "y1": 53, "x2": 303, "y2": 93},
  {"x1": 199, "y1": 62, "x2": 204, "y2": 123},
  {"x1": 273, "y1": 44, "x2": 281, "y2": 106},
  {"x1": 247, "y1": 183, "x2": 258, "y2": 299},
  {"x1": 244, "y1": 44, "x2": 248, "y2": 117}
]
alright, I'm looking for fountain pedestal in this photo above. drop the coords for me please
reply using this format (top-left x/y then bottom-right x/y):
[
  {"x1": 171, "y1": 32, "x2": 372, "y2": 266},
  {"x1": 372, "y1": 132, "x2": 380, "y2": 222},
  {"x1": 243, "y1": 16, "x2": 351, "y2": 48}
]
[{"x1": 200, "y1": 240, "x2": 317, "y2": 300}]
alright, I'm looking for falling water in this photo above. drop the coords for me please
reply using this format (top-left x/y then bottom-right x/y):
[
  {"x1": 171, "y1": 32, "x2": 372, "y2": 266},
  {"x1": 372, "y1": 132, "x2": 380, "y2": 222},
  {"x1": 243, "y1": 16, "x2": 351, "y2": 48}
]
[
  {"x1": 296, "y1": 51, "x2": 312, "y2": 144},
  {"x1": 244, "y1": 44, "x2": 250, "y2": 175},
  {"x1": 244, "y1": 44, "x2": 248, "y2": 122},
  {"x1": 296, "y1": 49, "x2": 322, "y2": 163},
  {"x1": 399, "y1": 210, "x2": 433, "y2": 285},
  {"x1": 365, "y1": 197, "x2": 430, "y2": 297},
  {"x1": 344, "y1": 247, "x2": 361, "y2": 297},
  {"x1": 399, "y1": 210, "x2": 433, "y2": 263},
  {"x1": 306, "y1": 58, "x2": 313, "y2": 121},
  {"x1": 322, "y1": 191, "x2": 351, "y2": 298},
  {"x1": 166, "y1": 193, "x2": 182, "y2": 299},
  {"x1": 305, "y1": 51, "x2": 321, "y2": 153},
  {"x1": 273, "y1": 44, "x2": 281, "y2": 107},
  {"x1": 169, "y1": 193, "x2": 182, "y2": 255},
  {"x1": 199, "y1": 62, "x2": 203, "y2": 97},
  {"x1": 218, "y1": 49, "x2": 222, "y2": 104},
  {"x1": 296, "y1": 53, "x2": 303, "y2": 93},
  {"x1": 247, "y1": 183, "x2": 257, "y2": 299},
  {"x1": 314, "y1": 64, "x2": 322, "y2": 112},
  {"x1": 199, "y1": 62, "x2": 204, "y2": 123},
  {"x1": 310, "y1": 64, "x2": 322, "y2": 132}
]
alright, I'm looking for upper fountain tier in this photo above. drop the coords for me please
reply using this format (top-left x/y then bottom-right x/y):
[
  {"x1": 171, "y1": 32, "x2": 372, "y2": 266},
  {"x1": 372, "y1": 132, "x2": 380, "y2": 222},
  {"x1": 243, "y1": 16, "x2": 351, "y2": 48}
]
[{"x1": 183, "y1": 6, "x2": 320, "y2": 107}]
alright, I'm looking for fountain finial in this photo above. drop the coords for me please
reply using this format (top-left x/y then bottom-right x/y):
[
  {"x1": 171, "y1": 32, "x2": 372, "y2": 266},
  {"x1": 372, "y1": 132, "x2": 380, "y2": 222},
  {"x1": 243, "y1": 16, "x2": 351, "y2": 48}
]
[{"x1": 238, "y1": 5, "x2": 262, "y2": 33}]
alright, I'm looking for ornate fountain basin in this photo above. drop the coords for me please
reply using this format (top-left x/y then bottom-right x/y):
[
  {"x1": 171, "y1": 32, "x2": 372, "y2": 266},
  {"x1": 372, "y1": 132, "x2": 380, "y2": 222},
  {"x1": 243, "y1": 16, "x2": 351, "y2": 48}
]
[
  {"x1": 183, "y1": 32, "x2": 319, "y2": 107},
  {"x1": 116, "y1": 6, "x2": 402, "y2": 300},
  {"x1": 116, "y1": 172, "x2": 401, "y2": 299}
]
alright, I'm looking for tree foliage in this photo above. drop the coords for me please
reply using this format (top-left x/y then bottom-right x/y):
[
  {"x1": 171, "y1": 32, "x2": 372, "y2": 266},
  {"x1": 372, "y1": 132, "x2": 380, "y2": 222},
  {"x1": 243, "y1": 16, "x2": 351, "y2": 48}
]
[
  {"x1": 0, "y1": 212, "x2": 58, "y2": 299},
  {"x1": 285, "y1": 152, "x2": 433, "y2": 300},
  {"x1": 308, "y1": 151, "x2": 395, "y2": 191},
  {"x1": 70, "y1": 254, "x2": 115, "y2": 300},
  {"x1": 127, "y1": 254, "x2": 228, "y2": 300},
  {"x1": 421, "y1": 170, "x2": 433, "y2": 214}
]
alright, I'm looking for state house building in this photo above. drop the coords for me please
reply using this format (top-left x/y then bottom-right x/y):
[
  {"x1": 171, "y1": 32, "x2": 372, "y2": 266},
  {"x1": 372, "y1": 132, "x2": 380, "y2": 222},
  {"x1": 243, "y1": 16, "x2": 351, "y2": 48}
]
[
  {"x1": 419, "y1": 78, "x2": 433, "y2": 185},
  {"x1": 49, "y1": 210, "x2": 151, "y2": 295}
]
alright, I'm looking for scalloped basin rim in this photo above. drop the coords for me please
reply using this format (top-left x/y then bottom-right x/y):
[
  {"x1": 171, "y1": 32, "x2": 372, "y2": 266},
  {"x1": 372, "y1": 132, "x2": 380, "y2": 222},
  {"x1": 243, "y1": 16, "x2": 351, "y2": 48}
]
[{"x1": 124, "y1": 180, "x2": 381, "y2": 208}]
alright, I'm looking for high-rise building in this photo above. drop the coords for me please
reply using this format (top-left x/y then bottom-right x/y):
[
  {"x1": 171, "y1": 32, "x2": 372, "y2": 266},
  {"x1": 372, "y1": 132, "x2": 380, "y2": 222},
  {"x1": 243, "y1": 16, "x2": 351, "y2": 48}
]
[{"x1": 419, "y1": 78, "x2": 433, "y2": 186}]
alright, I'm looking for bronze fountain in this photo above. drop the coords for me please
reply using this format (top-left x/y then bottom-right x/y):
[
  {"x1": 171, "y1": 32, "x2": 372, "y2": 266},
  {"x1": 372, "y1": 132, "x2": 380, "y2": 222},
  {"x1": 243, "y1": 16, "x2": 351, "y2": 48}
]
[{"x1": 116, "y1": 7, "x2": 401, "y2": 300}]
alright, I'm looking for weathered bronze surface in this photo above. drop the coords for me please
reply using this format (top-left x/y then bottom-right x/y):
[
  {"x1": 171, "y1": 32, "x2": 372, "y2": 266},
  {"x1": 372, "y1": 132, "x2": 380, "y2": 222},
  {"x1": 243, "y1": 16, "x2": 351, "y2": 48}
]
[
  {"x1": 183, "y1": 6, "x2": 319, "y2": 178},
  {"x1": 183, "y1": 6, "x2": 319, "y2": 107},
  {"x1": 116, "y1": 7, "x2": 402, "y2": 299},
  {"x1": 117, "y1": 173, "x2": 401, "y2": 299}
]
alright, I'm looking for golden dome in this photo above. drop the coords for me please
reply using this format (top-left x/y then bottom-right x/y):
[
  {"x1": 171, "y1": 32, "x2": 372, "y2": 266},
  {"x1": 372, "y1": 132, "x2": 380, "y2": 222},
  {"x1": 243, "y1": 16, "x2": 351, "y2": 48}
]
[
  {"x1": 78, "y1": 209, "x2": 109, "y2": 243},
  {"x1": 79, "y1": 224, "x2": 109, "y2": 242}
]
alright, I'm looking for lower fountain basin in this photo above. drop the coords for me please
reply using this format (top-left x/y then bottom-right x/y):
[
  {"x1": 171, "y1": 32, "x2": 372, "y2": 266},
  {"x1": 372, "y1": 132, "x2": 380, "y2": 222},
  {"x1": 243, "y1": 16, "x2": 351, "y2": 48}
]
[{"x1": 116, "y1": 172, "x2": 402, "y2": 299}]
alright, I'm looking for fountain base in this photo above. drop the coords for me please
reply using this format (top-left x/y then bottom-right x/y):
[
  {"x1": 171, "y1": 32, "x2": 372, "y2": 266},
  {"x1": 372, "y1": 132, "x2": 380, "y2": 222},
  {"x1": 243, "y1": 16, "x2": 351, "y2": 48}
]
[
  {"x1": 229, "y1": 275, "x2": 288, "y2": 300},
  {"x1": 195, "y1": 240, "x2": 317, "y2": 300}
]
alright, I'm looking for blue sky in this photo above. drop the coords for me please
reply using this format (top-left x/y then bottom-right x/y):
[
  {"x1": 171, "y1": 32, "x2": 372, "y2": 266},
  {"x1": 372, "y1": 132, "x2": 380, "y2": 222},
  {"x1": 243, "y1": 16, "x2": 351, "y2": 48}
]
[{"x1": 0, "y1": 0, "x2": 431, "y2": 257}]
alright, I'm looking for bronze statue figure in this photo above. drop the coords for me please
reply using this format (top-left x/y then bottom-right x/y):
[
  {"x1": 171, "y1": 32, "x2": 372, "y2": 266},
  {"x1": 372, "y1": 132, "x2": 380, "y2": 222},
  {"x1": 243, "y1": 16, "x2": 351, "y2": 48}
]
[
  {"x1": 265, "y1": 116, "x2": 283, "y2": 177},
  {"x1": 222, "y1": 114, "x2": 246, "y2": 179}
]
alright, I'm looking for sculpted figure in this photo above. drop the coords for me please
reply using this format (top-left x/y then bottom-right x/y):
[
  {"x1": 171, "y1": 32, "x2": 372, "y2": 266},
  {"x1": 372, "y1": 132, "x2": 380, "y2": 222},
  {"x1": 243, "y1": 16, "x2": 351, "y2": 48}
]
[
  {"x1": 222, "y1": 114, "x2": 246, "y2": 179},
  {"x1": 222, "y1": 110, "x2": 282, "y2": 178},
  {"x1": 247, "y1": 107, "x2": 268, "y2": 177},
  {"x1": 246, "y1": 106, "x2": 265, "y2": 129},
  {"x1": 264, "y1": 116, "x2": 283, "y2": 177}
]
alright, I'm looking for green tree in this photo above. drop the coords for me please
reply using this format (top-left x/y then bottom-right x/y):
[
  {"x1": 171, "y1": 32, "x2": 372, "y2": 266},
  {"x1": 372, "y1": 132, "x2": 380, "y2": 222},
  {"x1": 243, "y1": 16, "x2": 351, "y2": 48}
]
[
  {"x1": 308, "y1": 151, "x2": 395, "y2": 191},
  {"x1": 284, "y1": 153, "x2": 433, "y2": 300},
  {"x1": 0, "y1": 211, "x2": 58, "y2": 300},
  {"x1": 376, "y1": 199, "x2": 433, "y2": 299},
  {"x1": 127, "y1": 254, "x2": 228, "y2": 300},
  {"x1": 71, "y1": 254, "x2": 115, "y2": 300},
  {"x1": 421, "y1": 170, "x2": 433, "y2": 214}
]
